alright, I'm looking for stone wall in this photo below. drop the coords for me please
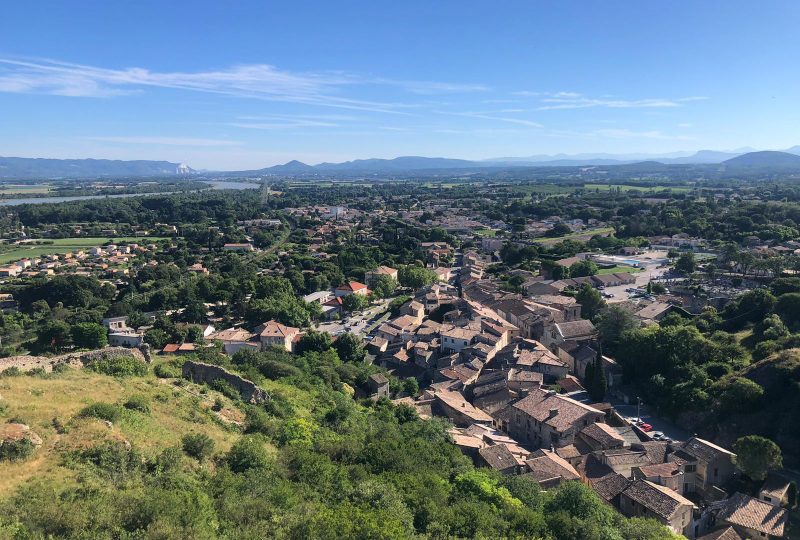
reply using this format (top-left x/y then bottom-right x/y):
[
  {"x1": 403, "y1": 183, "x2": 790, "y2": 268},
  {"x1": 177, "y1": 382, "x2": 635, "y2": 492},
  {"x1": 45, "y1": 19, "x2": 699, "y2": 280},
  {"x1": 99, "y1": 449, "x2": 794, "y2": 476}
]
[
  {"x1": 181, "y1": 360, "x2": 268, "y2": 404},
  {"x1": 0, "y1": 347, "x2": 146, "y2": 374}
]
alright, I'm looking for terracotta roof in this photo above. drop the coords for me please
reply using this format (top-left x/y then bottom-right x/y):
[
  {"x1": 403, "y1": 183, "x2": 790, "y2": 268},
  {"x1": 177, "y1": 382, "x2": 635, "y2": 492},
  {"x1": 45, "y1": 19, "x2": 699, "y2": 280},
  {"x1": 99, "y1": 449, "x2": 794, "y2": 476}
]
[
  {"x1": 555, "y1": 319, "x2": 596, "y2": 339},
  {"x1": 717, "y1": 492, "x2": 787, "y2": 537},
  {"x1": 638, "y1": 441, "x2": 670, "y2": 464},
  {"x1": 259, "y1": 320, "x2": 300, "y2": 338},
  {"x1": 512, "y1": 388, "x2": 603, "y2": 433},
  {"x1": 760, "y1": 473, "x2": 792, "y2": 501},
  {"x1": 637, "y1": 462, "x2": 684, "y2": 478},
  {"x1": 579, "y1": 422, "x2": 626, "y2": 448},
  {"x1": 479, "y1": 444, "x2": 518, "y2": 471},
  {"x1": 622, "y1": 480, "x2": 694, "y2": 520},
  {"x1": 591, "y1": 473, "x2": 630, "y2": 502},
  {"x1": 555, "y1": 444, "x2": 583, "y2": 461},
  {"x1": 206, "y1": 327, "x2": 255, "y2": 342},
  {"x1": 696, "y1": 527, "x2": 743, "y2": 540},
  {"x1": 524, "y1": 451, "x2": 580, "y2": 484},
  {"x1": 681, "y1": 437, "x2": 735, "y2": 463}
]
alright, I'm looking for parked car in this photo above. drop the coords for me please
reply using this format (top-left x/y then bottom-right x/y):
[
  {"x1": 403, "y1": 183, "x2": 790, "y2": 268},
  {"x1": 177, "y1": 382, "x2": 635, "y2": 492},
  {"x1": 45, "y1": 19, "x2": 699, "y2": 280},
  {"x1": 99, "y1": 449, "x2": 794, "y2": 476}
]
[
  {"x1": 651, "y1": 431, "x2": 665, "y2": 440},
  {"x1": 640, "y1": 424, "x2": 653, "y2": 432}
]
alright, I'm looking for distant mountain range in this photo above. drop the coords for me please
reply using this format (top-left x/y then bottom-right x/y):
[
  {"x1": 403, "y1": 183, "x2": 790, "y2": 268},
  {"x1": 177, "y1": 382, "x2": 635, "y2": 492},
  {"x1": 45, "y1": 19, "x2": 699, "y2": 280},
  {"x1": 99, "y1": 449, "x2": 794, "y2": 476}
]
[
  {"x1": 3, "y1": 147, "x2": 800, "y2": 179},
  {"x1": 0, "y1": 157, "x2": 194, "y2": 179}
]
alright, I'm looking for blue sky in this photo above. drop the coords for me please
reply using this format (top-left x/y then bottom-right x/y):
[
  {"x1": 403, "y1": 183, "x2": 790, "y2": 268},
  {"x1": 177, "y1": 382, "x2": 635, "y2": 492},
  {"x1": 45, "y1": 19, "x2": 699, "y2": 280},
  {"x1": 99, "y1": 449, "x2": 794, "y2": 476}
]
[{"x1": 1, "y1": 1, "x2": 799, "y2": 169}]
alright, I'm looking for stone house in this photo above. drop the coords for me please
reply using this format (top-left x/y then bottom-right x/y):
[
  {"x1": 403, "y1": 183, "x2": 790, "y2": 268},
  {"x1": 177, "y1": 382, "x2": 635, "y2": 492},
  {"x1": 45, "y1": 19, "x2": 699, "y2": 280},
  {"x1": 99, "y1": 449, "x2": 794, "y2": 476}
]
[
  {"x1": 619, "y1": 479, "x2": 695, "y2": 538},
  {"x1": 508, "y1": 388, "x2": 604, "y2": 449},
  {"x1": 669, "y1": 437, "x2": 736, "y2": 497},
  {"x1": 258, "y1": 320, "x2": 300, "y2": 352}
]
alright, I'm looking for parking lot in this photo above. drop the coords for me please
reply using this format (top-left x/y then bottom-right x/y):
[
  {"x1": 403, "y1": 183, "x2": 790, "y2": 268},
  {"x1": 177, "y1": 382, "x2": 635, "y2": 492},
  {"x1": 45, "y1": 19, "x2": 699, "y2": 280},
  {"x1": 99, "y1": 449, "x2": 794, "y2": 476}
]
[
  {"x1": 316, "y1": 298, "x2": 391, "y2": 337},
  {"x1": 604, "y1": 250, "x2": 670, "y2": 303}
]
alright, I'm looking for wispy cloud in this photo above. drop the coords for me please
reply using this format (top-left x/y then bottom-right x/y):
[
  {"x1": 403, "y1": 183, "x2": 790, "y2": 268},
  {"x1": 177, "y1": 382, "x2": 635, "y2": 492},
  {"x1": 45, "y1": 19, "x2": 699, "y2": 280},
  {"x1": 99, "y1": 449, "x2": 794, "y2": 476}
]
[
  {"x1": 229, "y1": 120, "x2": 338, "y2": 130},
  {"x1": 0, "y1": 57, "x2": 484, "y2": 114},
  {"x1": 536, "y1": 92, "x2": 708, "y2": 111},
  {"x1": 83, "y1": 136, "x2": 243, "y2": 146},
  {"x1": 437, "y1": 110, "x2": 544, "y2": 128}
]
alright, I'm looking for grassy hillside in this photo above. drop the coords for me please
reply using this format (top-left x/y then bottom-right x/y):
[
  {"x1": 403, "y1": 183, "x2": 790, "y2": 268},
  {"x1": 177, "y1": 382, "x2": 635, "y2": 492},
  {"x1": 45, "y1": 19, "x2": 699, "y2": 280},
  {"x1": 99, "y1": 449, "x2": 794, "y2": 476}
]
[{"x1": 0, "y1": 361, "x2": 242, "y2": 494}]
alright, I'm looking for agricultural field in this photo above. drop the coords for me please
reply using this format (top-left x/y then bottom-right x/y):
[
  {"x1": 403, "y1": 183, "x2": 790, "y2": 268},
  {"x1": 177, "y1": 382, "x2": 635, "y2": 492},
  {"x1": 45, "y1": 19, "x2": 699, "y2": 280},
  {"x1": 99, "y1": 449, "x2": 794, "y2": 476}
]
[
  {"x1": 0, "y1": 184, "x2": 52, "y2": 195},
  {"x1": 532, "y1": 226, "x2": 615, "y2": 245},
  {"x1": 584, "y1": 183, "x2": 692, "y2": 193}
]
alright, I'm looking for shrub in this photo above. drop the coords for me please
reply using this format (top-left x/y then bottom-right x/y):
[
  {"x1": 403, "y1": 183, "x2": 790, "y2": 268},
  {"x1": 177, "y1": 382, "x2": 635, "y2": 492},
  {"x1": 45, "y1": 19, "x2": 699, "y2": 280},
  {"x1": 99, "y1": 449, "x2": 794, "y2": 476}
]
[
  {"x1": 154, "y1": 362, "x2": 182, "y2": 378},
  {"x1": 0, "y1": 438, "x2": 36, "y2": 462},
  {"x1": 78, "y1": 402, "x2": 121, "y2": 422},
  {"x1": 210, "y1": 379, "x2": 241, "y2": 401},
  {"x1": 0, "y1": 367, "x2": 21, "y2": 377},
  {"x1": 122, "y1": 395, "x2": 151, "y2": 414},
  {"x1": 0, "y1": 401, "x2": 8, "y2": 417},
  {"x1": 87, "y1": 356, "x2": 148, "y2": 377},
  {"x1": 227, "y1": 435, "x2": 271, "y2": 473},
  {"x1": 181, "y1": 433, "x2": 215, "y2": 461}
]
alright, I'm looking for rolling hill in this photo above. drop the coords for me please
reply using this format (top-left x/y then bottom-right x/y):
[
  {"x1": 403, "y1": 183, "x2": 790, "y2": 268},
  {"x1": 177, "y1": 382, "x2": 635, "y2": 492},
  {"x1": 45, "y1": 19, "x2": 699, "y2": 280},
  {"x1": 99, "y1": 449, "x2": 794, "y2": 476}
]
[
  {"x1": 722, "y1": 151, "x2": 800, "y2": 170},
  {"x1": 0, "y1": 157, "x2": 193, "y2": 179}
]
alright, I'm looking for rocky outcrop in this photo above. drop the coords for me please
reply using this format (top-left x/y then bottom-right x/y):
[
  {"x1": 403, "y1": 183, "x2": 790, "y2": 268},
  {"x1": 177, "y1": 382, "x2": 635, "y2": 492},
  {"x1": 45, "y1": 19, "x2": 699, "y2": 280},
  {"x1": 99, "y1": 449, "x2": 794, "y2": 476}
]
[
  {"x1": 181, "y1": 361, "x2": 268, "y2": 404},
  {"x1": 0, "y1": 423, "x2": 42, "y2": 450},
  {"x1": 0, "y1": 347, "x2": 146, "y2": 374}
]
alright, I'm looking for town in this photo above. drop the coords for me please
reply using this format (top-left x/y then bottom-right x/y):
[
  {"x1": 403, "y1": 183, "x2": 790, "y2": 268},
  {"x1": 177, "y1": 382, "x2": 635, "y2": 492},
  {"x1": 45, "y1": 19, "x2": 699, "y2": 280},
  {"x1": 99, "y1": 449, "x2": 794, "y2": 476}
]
[{"x1": 1, "y1": 177, "x2": 798, "y2": 539}]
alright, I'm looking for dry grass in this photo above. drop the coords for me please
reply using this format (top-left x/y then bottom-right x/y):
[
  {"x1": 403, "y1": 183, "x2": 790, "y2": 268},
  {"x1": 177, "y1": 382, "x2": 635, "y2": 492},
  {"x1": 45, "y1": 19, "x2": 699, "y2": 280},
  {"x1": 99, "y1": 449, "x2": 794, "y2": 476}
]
[{"x1": 0, "y1": 367, "x2": 244, "y2": 494}]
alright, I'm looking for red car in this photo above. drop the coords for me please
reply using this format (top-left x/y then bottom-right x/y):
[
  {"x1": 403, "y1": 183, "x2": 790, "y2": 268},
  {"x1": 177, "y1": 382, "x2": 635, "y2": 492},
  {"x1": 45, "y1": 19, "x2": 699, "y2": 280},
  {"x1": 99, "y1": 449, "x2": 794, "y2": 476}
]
[{"x1": 640, "y1": 424, "x2": 653, "y2": 432}]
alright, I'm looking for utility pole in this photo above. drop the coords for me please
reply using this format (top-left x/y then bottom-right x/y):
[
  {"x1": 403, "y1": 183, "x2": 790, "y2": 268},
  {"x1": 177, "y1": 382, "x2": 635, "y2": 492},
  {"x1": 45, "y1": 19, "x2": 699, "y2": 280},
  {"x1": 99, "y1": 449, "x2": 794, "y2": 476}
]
[{"x1": 636, "y1": 396, "x2": 641, "y2": 421}]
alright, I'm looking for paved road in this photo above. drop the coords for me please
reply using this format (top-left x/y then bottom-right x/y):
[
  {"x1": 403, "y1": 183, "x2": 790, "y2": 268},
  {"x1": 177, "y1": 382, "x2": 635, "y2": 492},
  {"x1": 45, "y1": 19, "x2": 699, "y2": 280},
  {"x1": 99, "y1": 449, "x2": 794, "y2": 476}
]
[
  {"x1": 605, "y1": 250, "x2": 670, "y2": 303},
  {"x1": 611, "y1": 400, "x2": 690, "y2": 443},
  {"x1": 316, "y1": 299, "x2": 390, "y2": 336}
]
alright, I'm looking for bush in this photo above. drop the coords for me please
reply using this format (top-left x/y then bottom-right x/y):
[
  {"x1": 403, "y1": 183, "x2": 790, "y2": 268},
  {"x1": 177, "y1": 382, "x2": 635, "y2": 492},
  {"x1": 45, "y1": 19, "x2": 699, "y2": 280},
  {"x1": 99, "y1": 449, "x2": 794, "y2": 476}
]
[
  {"x1": 87, "y1": 356, "x2": 148, "y2": 377},
  {"x1": 181, "y1": 433, "x2": 215, "y2": 461},
  {"x1": 154, "y1": 362, "x2": 182, "y2": 378},
  {"x1": 122, "y1": 395, "x2": 150, "y2": 414},
  {"x1": 0, "y1": 367, "x2": 21, "y2": 377},
  {"x1": 0, "y1": 438, "x2": 36, "y2": 462},
  {"x1": 227, "y1": 435, "x2": 272, "y2": 473},
  {"x1": 78, "y1": 402, "x2": 121, "y2": 422},
  {"x1": 210, "y1": 379, "x2": 241, "y2": 401}
]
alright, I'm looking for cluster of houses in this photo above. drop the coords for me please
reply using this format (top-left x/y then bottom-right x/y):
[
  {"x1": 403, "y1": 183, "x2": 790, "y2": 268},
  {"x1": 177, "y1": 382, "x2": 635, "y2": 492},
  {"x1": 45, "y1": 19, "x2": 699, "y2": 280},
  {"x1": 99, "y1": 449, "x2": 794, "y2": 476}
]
[
  {"x1": 0, "y1": 242, "x2": 154, "y2": 279},
  {"x1": 364, "y1": 252, "x2": 791, "y2": 539}
]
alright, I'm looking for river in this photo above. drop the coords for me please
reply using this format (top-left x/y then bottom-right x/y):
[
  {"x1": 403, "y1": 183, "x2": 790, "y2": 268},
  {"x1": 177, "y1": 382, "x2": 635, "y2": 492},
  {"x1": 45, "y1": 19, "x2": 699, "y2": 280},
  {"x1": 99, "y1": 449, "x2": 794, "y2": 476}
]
[{"x1": 0, "y1": 180, "x2": 258, "y2": 206}]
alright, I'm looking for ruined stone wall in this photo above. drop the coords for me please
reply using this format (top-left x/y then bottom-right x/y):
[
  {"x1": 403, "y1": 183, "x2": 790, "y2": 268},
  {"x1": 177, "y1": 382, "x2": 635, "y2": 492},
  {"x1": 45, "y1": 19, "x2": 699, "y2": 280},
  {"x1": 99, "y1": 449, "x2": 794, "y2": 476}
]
[
  {"x1": 0, "y1": 347, "x2": 146, "y2": 374},
  {"x1": 181, "y1": 360, "x2": 268, "y2": 404}
]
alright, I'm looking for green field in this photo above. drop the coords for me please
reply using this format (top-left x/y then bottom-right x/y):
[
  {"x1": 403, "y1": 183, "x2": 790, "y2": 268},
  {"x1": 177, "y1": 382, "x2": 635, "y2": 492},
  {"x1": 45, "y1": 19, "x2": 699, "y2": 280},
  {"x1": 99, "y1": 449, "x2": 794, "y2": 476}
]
[
  {"x1": 0, "y1": 184, "x2": 52, "y2": 195},
  {"x1": 0, "y1": 237, "x2": 169, "y2": 265},
  {"x1": 532, "y1": 227, "x2": 615, "y2": 245},
  {"x1": 584, "y1": 183, "x2": 691, "y2": 193},
  {"x1": 473, "y1": 228, "x2": 498, "y2": 237},
  {"x1": 596, "y1": 264, "x2": 642, "y2": 275}
]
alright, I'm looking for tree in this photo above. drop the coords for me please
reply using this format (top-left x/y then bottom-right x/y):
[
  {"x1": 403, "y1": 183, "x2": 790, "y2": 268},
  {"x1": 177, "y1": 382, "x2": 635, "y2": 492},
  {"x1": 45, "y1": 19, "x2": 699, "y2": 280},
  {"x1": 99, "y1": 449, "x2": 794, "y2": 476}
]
[
  {"x1": 398, "y1": 265, "x2": 437, "y2": 289},
  {"x1": 144, "y1": 328, "x2": 170, "y2": 349},
  {"x1": 569, "y1": 259, "x2": 598, "y2": 277},
  {"x1": 36, "y1": 320, "x2": 72, "y2": 352},
  {"x1": 586, "y1": 351, "x2": 606, "y2": 402},
  {"x1": 675, "y1": 252, "x2": 696, "y2": 274},
  {"x1": 296, "y1": 330, "x2": 333, "y2": 354},
  {"x1": 227, "y1": 435, "x2": 272, "y2": 473},
  {"x1": 719, "y1": 377, "x2": 764, "y2": 413},
  {"x1": 575, "y1": 283, "x2": 606, "y2": 320},
  {"x1": 333, "y1": 332, "x2": 366, "y2": 363},
  {"x1": 775, "y1": 292, "x2": 800, "y2": 326},
  {"x1": 733, "y1": 435, "x2": 782, "y2": 481},
  {"x1": 371, "y1": 275, "x2": 398, "y2": 299},
  {"x1": 342, "y1": 293, "x2": 369, "y2": 313},
  {"x1": 595, "y1": 306, "x2": 638, "y2": 352},
  {"x1": 546, "y1": 222, "x2": 572, "y2": 237},
  {"x1": 71, "y1": 322, "x2": 108, "y2": 349},
  {"x1": 181, "y1": 433, "x2": 215, "y2": 461}
]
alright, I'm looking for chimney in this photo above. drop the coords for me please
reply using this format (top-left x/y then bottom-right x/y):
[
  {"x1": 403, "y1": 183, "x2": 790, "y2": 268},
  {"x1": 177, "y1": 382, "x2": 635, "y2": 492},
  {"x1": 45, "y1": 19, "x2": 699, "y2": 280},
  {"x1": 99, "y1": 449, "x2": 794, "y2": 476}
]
[{"x1": 548, "y1": 408, "x2": 559, "y2": 419}]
